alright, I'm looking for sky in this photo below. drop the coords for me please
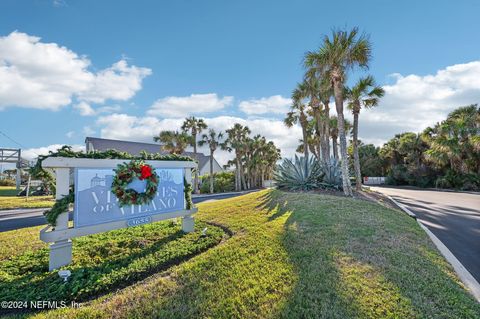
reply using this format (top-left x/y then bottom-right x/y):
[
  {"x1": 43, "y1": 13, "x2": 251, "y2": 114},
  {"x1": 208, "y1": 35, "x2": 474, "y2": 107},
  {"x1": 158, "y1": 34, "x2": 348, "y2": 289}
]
[{"x1": 1, "y1": 0, "x2": 480, "y2": 166}]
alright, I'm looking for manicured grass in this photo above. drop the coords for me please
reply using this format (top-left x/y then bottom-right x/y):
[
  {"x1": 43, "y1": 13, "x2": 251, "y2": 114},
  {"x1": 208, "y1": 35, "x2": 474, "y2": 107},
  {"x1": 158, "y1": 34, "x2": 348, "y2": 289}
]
[
  {"x1": 3, "y1": 190, "x2": 480, "y2": 318},
  {"x1": 0, "y1": 220, "x2": 225, "y2": 316},
  {"x1": 0, "y1": 187, "x2": 54, "y2": 210},
  {"x1": 0, "y1": 186, "x2": 18, "y2": 196},
  {"x1": 0, "y1": 196, "x2": 54, "y2": 210}
]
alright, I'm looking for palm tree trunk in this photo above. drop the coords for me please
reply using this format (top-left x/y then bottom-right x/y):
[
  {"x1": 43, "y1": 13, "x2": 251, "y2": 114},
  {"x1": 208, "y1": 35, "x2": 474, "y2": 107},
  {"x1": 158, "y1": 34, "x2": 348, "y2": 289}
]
[
  {"x1": 235, "y1": 156, "x2": 241, "y2": 191},
  {"x1": 332, "y1": 136, "x2": 339, "y2": 160},
  {"x1": 193, "y1": 133, "x2": 199, "y2": 194},
  {"x1": 324, "y1": 101, "x2": 330, "y2": 160},
  {"x1": 301, "y1": 123, "x2": 309, "y2": 176},
  {"x1": 333, "y1": 76, "x2": 353, "y2": 196},
  {"x1": 313, "y1": 106, "x2": 324, "y2": 162},
  {"x1": 352, "y1": 110, "x2": 362, "y2": 191},
  {"x1": 209, "y1": 150, "x2": 214, "y2": 194},
  {"x1": 240, "y1": 164, "x2": 247, "y2": 190}
]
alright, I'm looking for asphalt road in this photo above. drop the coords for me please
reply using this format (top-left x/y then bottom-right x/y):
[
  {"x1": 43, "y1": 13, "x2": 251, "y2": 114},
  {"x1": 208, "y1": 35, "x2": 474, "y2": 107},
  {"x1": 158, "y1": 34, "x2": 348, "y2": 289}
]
[
  {"x1": 371, "y1": 186, "x2": 480, "y2": 283},
  {"x1": 0, "y1": 191, "x2": 253, "y2": 233}
]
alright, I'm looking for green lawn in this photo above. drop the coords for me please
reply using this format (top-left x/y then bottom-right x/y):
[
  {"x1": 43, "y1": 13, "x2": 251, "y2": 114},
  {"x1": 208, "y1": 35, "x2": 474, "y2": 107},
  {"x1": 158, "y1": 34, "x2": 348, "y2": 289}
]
[
  {"x1": 0, "y1": 186, "x2": 54, "y2": 210},
  {"x1": 2, "y1": 190, "x2": 479, "y2": 318},
  {"x1": 0, "y1": 186, "x2": 18, "y2": 197}
]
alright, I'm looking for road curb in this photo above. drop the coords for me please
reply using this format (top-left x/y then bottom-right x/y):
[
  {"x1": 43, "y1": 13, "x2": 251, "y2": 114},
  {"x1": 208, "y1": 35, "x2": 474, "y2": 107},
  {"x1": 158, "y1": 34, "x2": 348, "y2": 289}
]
[
  {"x1": 192, "y1": 189, "x2": 259, "y2": 198},
  {"x1": 388, "y1": 195, "x2": 480, "y2": 302}
]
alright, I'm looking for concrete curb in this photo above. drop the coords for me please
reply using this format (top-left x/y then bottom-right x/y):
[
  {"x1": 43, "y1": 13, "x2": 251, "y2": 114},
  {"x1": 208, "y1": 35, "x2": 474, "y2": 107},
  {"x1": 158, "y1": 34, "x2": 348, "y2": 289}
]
[
  {"x1": 192, "y1": 189, "x2": 259, "y2": 198},
  {"x1": 388, "y1": 195, "x2": 480, "y2": 303}
]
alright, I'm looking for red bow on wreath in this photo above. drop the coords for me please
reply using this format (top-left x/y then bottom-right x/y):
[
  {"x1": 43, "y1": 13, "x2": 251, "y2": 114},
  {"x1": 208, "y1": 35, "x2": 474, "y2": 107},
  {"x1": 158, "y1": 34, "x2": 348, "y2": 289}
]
[{"x1": 140, "y1": 165, "x2": 153, "y2": 180}]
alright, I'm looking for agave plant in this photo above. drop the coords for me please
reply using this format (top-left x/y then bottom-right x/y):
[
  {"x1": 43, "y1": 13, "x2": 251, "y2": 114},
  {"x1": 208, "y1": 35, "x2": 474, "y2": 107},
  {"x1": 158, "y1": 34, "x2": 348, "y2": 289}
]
[
  {"x1": 274, "y1": 155, "x2": 323, "y2": 191},
  {"x1": 319, "y1": 158, "x2": 343, "y2": 190}
]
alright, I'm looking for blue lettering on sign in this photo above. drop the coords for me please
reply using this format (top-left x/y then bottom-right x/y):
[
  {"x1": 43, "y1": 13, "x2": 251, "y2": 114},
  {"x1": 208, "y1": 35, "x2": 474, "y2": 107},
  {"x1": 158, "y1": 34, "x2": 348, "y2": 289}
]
[
  {"x1": 74, "y1": 167, "x2": 185, "y2": 228},
  {"x1": 127, "y1": 216, "x2": 152, "y2": 227}
]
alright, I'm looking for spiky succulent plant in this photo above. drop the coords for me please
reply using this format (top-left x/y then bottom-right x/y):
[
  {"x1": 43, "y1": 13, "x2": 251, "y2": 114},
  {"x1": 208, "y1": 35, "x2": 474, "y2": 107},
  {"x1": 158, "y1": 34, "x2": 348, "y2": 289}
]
[
  {"x1": 273, "y1": 155, "x2": 323, "y2": 191},
  {"x1": 319, "y1": 158, "x2": 343, "y2": 190}
]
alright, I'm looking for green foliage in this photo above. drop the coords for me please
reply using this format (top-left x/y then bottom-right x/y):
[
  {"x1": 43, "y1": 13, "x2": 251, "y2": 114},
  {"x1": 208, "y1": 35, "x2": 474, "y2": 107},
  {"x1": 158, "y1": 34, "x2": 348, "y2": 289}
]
[
  {"x1": 43, "y1": 192, "x2": 74, "y2": 227},
  {"x1": 0, "y1": 221, "x2": 224, "y2": 312},
  {"x1": 435, "y1": 170, "x2": 480, "y2": 191},
  {"x1": 111, "y1": 161, "x2": 159, "y2": 207},
  {"x1": 200, "y1": 171, "x2": 235, "y2": 193},
  {"x1": 379, "y1": 106, "x2": 480, "y2": 190},
  {"x1": 0, "y1": 179, "x2": 15, "y2": 187},
  {"x1": 348, "y1": 142, "x2": 385, "y2": 177},
  {"x1": 274, "y1": 155, "x2": 323, "y2": 191},
  {"x1": 319, "y1": 158, "x2": 343, "y2": 190}
]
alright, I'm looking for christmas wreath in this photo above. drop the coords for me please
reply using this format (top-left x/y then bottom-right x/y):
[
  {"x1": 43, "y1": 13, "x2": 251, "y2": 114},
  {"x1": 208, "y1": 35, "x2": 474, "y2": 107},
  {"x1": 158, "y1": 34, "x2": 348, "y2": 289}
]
[{"x1": 111, "y1": 160, "x2": 159, "y2": 207}]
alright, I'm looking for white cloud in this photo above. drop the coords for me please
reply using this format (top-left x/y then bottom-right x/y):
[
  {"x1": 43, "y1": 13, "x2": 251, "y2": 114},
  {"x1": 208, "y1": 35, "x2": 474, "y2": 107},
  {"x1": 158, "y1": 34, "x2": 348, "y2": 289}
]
[
  {"x1": 83, "y1": 126, "x2": 95, "y2": 136},
  {"x1": 73, "y1": 101, "x2": 121, "y2": 116},
  {"x1": 96, "y1": 113, "x2": 301, "y2": 165},
  {"x1": 74, "y1": 101, "x2": 95, "y2": 116},
  {"x1": 78, "y1": 60, "x2": 151, "y2": 104},
  {"x1": 239, "y1": 95, "x2": 291, "y2": 115},
  {"x1": 350, "y1": 60, "x2": 480, "y2": 146},
  {"x1": 66, "y1": 131, "x2": 75, "y2": 138},
  {"x1": 147, "y1": 93, "x2": 233, "y2": 118},
  {"x1": 22, "y1": 144, "x2": 85, "y2": 161},
  {"x1": 0, "y1": 31, "x2": 151, "y2": 111}
]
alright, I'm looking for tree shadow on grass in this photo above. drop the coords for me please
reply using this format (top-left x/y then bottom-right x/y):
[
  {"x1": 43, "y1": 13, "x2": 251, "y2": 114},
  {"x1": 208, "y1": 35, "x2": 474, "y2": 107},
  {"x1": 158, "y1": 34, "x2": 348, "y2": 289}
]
[
  {"x1": 270, "y1": 191, "x2": 480, "y2": 318},
  {"x1": 41, "y1": 190, "x2": 480, "y2": 318}
]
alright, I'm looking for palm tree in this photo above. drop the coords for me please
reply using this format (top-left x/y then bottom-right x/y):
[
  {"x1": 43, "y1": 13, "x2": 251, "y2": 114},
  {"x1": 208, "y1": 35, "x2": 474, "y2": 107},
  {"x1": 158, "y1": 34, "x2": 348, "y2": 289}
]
[
  {"x1": 199, "y1": 129, "x2": 223, "y2": 193},
  {"x1": 285, "y1": 83, "x2": 310, "y2": 175},
  {"x1": 154, "y1": 130, "x2": 191, "y2": 154},
  {"x1": 346, "y1": 75, "x2": 385, "y2": 190},
  {"x1": 223, "y1": 123, "x2": 251, "y2": 191},
  {"x1": 302, "y1": 71, "x2": 325, "y2": 161},
  {"x1": 181, "y1": 116, "x2": 208, "y2": 194},
  {"x1": 305, "y1": 27, "x2": 371, "y2": 196}
]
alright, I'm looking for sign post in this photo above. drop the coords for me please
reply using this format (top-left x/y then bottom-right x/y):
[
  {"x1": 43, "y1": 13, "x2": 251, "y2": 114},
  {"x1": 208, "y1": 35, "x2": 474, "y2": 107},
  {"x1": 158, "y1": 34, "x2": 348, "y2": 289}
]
[{"x1": 40, "y1": 157, "x2": 197, "y2": 271}]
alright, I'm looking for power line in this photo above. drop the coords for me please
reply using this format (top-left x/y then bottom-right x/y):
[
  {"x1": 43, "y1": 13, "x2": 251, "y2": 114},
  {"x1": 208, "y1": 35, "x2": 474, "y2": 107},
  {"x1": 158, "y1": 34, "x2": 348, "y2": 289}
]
[{"x1": 0, "y1": 130, "x2": 39, "y2": 156}]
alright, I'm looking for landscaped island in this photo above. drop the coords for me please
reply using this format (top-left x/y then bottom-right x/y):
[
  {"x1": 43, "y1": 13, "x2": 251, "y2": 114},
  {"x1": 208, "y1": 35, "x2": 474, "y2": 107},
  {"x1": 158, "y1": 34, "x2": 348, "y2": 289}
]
[{"x1": 1, "y1": 190, "x2": 478, "y2": 318}]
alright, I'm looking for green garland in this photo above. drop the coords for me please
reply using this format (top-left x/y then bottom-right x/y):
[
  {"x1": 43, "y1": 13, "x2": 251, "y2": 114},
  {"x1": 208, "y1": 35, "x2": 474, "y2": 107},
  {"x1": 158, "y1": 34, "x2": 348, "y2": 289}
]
[
  {"x1": 111, "y1": 161, "x2": 159, "y2": 207},
  {"x1": 39, "y1": 146, "x2": 196, "y2": 226},
  {"x1": 44, "y1": 192, "x2": 74, "y2": 227}
]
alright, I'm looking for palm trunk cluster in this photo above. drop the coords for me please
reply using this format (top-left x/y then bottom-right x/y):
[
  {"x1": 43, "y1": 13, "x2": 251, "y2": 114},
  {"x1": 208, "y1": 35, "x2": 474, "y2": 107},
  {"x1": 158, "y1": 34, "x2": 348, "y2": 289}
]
[{"x1": 224, "y1": 124, "x2": 280, "y2": 191}]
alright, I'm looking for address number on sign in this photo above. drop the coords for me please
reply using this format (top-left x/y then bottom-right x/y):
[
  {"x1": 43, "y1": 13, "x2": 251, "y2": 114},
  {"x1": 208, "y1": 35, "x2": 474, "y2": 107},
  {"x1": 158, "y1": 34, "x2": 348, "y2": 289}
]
[{"x1": 127, "y1": 216, "x2": 152, "y2": 227}]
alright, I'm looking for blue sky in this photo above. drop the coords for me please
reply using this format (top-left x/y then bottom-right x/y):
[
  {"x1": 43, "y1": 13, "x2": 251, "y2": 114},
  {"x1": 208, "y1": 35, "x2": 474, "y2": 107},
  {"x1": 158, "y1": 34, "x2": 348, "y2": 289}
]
[{"x1": 1, "y1": 0, "x2": 480, "y2": 164}]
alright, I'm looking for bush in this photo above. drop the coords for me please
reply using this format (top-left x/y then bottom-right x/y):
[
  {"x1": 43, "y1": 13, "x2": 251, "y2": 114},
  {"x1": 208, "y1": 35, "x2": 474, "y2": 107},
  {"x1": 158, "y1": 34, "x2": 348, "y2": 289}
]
[
  {"x1": 435, "y1": 170, "x2": 480, "y2": 191},
  {"x1": 0, "y1": 179, "x2": 15, "y2": 186},
  {"x1": 274, "y1": 155, "x2": 323, "y2": 191},
  {"x1": 0, "y1": 221, "x2": 225, "y2": 312},
  {"x1": 200, "y1": 171, "x2": 235, "y2": 193}
]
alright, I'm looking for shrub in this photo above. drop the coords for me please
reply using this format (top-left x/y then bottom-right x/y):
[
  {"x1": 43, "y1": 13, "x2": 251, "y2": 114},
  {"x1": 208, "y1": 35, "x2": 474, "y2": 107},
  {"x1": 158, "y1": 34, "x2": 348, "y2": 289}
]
[
  {"x1": 0, "y1": 221, "x2": 225, "y2": 311},
  {"x1": 200, "y1": 171, "x2": 235, "y2": 193},
  {"x1": 435, "y1": 170, "x2": 480, "y2": 191},
  {"x1": 0, "y1": 179, "x2": 15, "y2": 186},
  {"x1": 274, "y1": 155, "x2": 323, "y2": 191}
]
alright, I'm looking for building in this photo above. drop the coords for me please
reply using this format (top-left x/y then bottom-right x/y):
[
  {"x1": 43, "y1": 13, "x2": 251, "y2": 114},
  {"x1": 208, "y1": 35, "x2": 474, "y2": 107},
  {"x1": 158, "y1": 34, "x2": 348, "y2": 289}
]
[{"x1": 85, "y1": 137, "x2": 223, "y2": 176}]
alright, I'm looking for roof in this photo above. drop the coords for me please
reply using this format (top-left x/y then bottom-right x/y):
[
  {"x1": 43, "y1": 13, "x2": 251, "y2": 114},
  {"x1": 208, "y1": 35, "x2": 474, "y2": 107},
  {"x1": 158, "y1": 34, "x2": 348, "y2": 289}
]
[{"x1": 85, "y1": 137, "x2": 215, "y2": 170}]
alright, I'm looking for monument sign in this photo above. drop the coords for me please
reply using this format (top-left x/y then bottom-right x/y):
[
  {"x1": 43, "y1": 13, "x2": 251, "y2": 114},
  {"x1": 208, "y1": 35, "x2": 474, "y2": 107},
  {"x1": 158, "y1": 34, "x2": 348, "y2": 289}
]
[{"x1": 40, "y1": 157, "x2": 197, "y2": 271}]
